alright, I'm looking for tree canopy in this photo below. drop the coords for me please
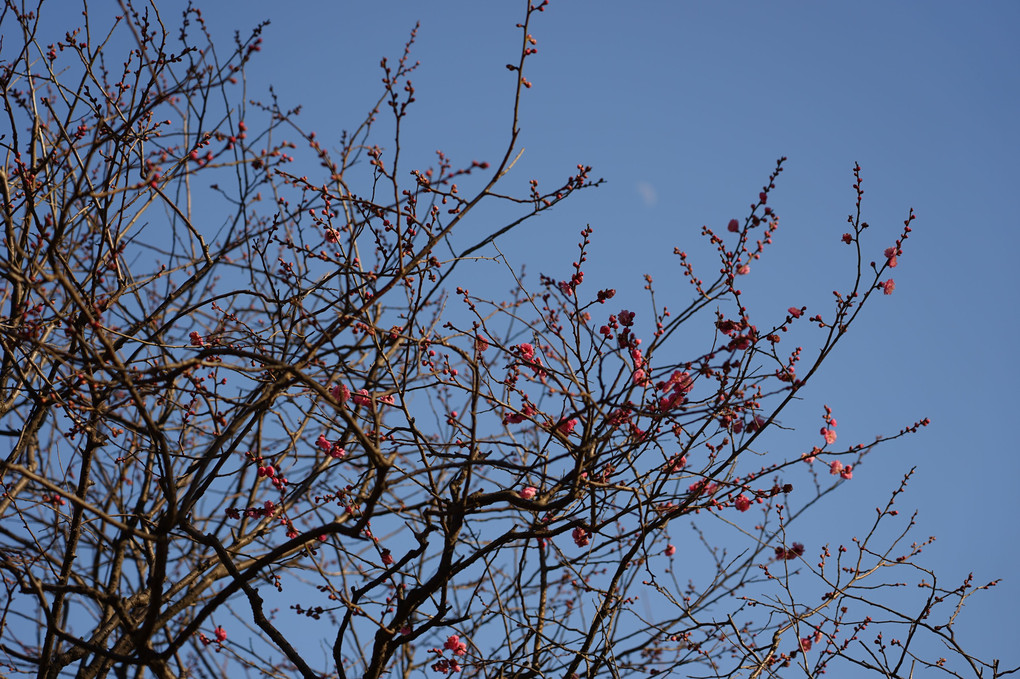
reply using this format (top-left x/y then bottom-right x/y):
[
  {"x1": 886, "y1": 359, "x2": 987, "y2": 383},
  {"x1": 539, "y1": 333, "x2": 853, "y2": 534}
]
[{"x1": 0, "y1": 2, "x2": 1010, "y2": 678}]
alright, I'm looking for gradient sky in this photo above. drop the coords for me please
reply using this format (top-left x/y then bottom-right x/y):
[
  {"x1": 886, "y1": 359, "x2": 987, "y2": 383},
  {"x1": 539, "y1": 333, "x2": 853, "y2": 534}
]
[{"x1": 194, "y1": 0, "x2": 1018, "y2": 666}]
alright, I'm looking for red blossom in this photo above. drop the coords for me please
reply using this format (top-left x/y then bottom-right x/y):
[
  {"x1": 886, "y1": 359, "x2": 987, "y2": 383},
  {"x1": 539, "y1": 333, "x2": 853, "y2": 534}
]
[
  {"x1": 884, "y1": 246, "x2": 899, "y2": 267},
  {"x1": 431, "y1": 658, "x2": 463, "y2": 675},
  {"x1": 774, "y1": 542, "x2": 805, "y2": 560},
  {"x1": 688, "y1": 480, "x2": 718, "y2": 496},
  {"x1": 444, "y1": 635, "x2": 467, "y2": 656},
  {"x1": 330, "y1": 383, "x2": 350, "y2": 403},
  {"x1": 716, "y1": 318, "x2": 739, "y2": 334},
  {"x1": 666, "y1": 455, "x2": 687, "y2": 473},
  {"x1": 503, "y1": 403, "x2": 536, "y2": 425}
]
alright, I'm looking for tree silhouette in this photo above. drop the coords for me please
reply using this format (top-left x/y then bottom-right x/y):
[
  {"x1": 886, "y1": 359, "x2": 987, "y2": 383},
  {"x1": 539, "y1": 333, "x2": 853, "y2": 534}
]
[{"x1": 0, "y1": 2, "x2": 1010, "y2": 678}]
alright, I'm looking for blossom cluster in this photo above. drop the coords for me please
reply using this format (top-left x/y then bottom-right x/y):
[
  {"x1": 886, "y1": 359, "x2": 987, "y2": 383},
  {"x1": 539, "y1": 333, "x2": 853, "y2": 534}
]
[
  {"x1": 330, "y1": 383, "x2": 394, "y2": 409},
  {"x1": 774, "y1": 542, "x2": 805, "y2": 560},
  {"x1": 316, "y1": 434, "x2": 346, "y2": 459},
  {"x1": 431, "y1": 635, "x2": 468, "y2": 674}
]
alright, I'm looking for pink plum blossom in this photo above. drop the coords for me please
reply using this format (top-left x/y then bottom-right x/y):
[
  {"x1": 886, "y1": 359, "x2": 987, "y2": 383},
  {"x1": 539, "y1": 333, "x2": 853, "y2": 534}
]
[
  {"x1": 666, "y1": 455, "x2": 686, "y2": 473},
  {"x1": 503, "y1": 403, "x2": 536, "y2": 425},
  {"x1": 884, "y1": 246, "x2": 899, "y2": 268},
  {"x1": 316, "y1": 434, "x2": 332, "y2": 453},
  {"x1": 330, "y1": 383, "x2": 350, "y2": 403},
  {"x1": 444, "y1": 635, "x2": 468, "y2": 656}
]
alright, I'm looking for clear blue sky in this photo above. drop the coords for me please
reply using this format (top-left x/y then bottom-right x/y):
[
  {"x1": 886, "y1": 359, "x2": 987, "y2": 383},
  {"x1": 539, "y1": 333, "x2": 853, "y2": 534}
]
[{"x1": 196, "y1": 0, "x2": 1018, "y2": 664}]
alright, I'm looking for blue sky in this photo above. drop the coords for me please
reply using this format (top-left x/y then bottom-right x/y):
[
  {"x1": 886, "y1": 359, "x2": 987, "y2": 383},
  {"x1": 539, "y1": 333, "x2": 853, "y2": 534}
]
[{"x1": 197, "y1": 0, "x2": 1018, "y2": 665}]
